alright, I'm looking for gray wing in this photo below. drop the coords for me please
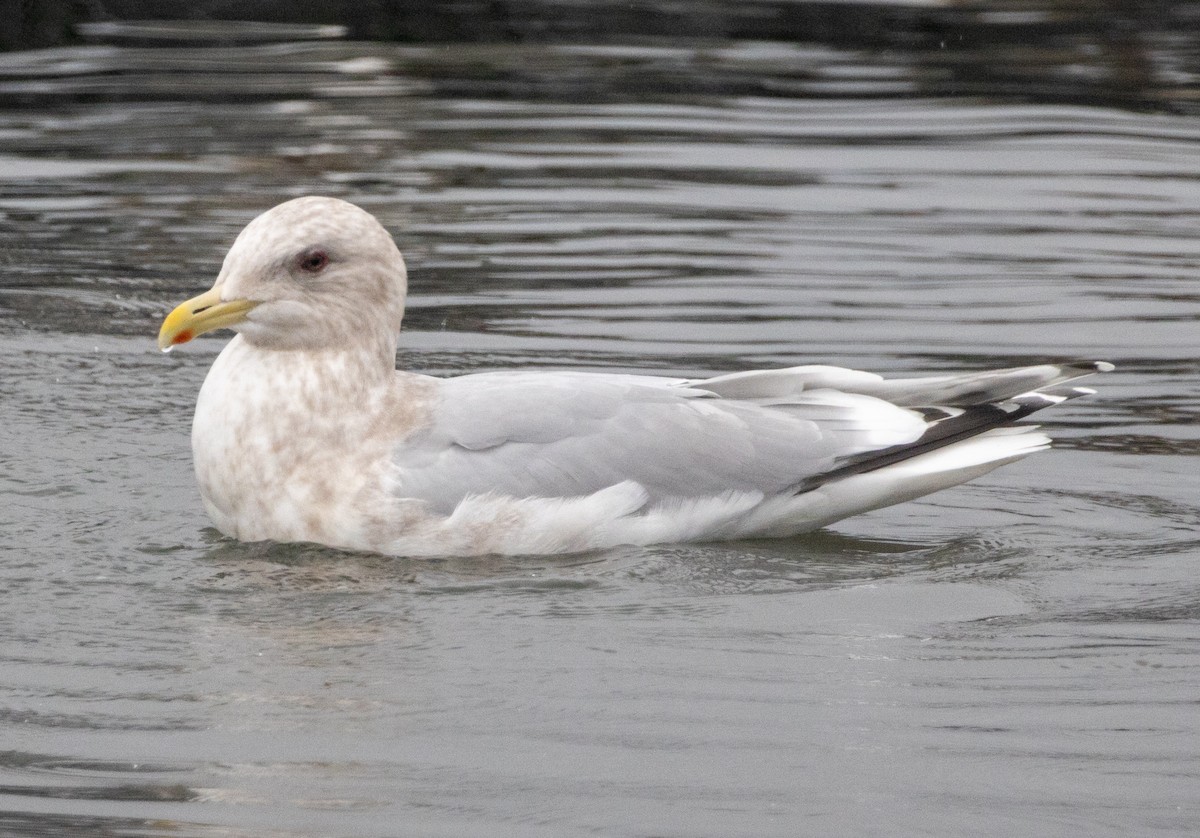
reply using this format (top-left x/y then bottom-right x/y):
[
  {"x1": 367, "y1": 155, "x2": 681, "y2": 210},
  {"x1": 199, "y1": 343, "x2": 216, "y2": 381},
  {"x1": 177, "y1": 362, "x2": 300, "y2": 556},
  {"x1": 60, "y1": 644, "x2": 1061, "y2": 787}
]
[
  {"x1": 391, "y1": 370, "x2": 928, "y2": 512},
  {"x1": 688, "y1": 361, "x2": 1112, "y2": 405}
]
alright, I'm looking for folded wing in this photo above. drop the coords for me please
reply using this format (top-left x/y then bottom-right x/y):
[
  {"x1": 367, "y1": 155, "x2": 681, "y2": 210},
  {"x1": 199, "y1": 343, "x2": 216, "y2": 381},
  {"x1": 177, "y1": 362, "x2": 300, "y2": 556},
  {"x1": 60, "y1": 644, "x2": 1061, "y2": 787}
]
[{"x1": 391, "y1": 362, "x2": 1109, "y2": 517}]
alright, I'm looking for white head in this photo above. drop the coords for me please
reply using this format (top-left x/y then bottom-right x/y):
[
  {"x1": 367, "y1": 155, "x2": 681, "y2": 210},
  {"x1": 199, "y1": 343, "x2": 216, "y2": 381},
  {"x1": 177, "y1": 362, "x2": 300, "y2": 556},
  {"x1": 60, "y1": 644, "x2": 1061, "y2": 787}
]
[{"x1": 159, "y1": 196, "x2": 408, "y2": 355}]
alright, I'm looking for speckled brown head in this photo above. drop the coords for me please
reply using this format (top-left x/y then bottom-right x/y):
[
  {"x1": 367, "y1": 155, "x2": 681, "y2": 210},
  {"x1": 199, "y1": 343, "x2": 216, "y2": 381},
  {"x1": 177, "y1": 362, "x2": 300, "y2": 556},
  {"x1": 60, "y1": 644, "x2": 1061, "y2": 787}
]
[{"x1": 158, "y1": 196, "x2": 408, "y2": 353}]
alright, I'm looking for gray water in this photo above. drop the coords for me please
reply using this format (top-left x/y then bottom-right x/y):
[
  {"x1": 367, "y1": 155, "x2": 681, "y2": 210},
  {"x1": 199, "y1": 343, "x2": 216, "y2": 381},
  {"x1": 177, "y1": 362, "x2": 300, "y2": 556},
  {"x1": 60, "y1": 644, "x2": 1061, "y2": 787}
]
[{"x1": 1, "y1": 15, "x2": 1198, "y2": 838}]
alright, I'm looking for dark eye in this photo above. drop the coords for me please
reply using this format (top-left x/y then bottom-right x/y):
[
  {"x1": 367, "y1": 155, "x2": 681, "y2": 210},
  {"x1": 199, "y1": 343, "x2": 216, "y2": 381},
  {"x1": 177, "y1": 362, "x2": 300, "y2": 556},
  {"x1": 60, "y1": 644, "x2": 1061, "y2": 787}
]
[{"x1": 297, "y1": 249, "x2": 329, "y2": 274}]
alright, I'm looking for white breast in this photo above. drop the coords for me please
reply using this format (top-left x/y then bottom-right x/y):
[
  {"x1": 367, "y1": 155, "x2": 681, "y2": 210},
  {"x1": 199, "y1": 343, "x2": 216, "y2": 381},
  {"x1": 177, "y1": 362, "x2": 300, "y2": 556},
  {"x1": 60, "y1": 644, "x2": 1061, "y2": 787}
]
[{"x1": 191, "y1": 336, "x2": 411, "y2": 548}]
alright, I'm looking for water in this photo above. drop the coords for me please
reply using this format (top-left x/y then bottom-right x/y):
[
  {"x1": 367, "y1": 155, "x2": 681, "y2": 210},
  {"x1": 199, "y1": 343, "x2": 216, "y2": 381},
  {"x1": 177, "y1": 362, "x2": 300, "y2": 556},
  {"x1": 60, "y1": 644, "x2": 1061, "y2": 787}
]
[{"x1": 1, "y1": 12, "x2": 1199, "y2": 837}]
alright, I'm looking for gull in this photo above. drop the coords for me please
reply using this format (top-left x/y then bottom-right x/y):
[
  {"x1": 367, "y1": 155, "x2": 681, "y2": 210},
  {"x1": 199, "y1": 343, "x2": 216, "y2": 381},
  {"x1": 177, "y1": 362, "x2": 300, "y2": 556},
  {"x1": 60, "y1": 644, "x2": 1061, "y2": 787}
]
[{"x1": 158, "y1": 196, "x2": 1111, "y2": 557}]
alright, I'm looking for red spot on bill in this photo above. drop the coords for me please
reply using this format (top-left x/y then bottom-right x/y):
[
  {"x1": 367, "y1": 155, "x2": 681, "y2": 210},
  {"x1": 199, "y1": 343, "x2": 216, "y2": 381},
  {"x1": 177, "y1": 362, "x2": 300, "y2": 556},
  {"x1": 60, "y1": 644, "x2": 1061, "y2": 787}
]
[{"x1": 173, "y1": 330, "x2": 194, "y2": 345}]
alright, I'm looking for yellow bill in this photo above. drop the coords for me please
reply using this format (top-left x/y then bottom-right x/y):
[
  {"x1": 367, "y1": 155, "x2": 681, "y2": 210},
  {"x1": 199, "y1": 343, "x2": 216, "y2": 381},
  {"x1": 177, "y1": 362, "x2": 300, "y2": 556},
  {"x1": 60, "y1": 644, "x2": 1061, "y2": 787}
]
[{"x1": 158, "y1": 287, "x2": 259, "y2": 351}]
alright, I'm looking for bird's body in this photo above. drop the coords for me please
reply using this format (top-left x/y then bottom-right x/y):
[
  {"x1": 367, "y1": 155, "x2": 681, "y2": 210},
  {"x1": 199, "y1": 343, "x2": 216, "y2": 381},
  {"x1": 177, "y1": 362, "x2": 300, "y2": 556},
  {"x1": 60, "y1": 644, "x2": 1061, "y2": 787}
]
[{"x1": 160, "y1": 196, "x2": 1110, "y2": 558}]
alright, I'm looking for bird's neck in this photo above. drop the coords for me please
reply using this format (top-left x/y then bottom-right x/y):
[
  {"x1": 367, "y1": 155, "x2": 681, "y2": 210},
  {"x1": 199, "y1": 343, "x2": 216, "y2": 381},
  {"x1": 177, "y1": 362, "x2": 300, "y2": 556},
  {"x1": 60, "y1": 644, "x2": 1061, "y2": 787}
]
[
  {"x1": 233, "y1": 330, "x2": 396, "y2": 384},
  {"x1": 196, "y1": 335, "x2": 407, "y2": 454}
]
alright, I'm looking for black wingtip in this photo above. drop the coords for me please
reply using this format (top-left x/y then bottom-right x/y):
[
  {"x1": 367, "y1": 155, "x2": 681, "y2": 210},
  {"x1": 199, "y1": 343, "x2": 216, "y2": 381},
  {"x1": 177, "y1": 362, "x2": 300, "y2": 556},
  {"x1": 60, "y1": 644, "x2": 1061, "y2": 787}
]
[
  {"x1": 796, "y1": 376, "x2": 1104, "y2": 495},
  {"x1": 1063, "y1": 360, "x2": 1114, "y2": 374}
]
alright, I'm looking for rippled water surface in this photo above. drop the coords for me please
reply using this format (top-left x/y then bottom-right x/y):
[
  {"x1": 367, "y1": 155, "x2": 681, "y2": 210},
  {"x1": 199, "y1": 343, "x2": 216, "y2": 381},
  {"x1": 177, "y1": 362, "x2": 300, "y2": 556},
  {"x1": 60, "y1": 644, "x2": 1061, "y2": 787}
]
[{"x1": 1, "y1": 13, "x2": 1198, "y2": 837}]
